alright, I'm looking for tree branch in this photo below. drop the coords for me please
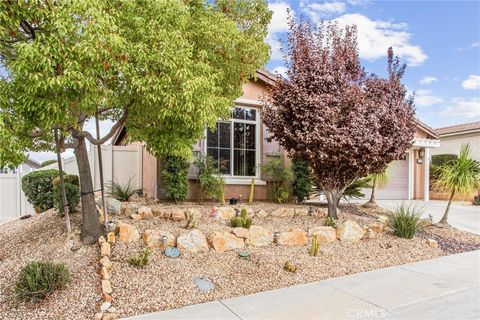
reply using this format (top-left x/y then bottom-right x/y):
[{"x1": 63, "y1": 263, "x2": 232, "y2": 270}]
[{"x1": 76, "y1": 109, "x2": 128, "y2": 145}]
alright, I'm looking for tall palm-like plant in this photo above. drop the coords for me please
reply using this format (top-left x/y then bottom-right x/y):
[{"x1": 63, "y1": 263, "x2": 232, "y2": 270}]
[
  {"x1": 363, "y1": 169, "x2": 390, "y2": 208},
  {"x1": 434, "y1": 144, "x2": 480, "y2": 225}
]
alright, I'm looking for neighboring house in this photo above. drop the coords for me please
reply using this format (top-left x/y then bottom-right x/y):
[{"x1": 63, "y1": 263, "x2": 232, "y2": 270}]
[
  {"x1": 0, "y1": 158, "x2": 40, "y2": 221},
  {"x1": 432, "y1": 121, "x2": 480, "y2": 161},
  {"x1": 113, "y1": 69, "x2": 440, "y2": 202}
]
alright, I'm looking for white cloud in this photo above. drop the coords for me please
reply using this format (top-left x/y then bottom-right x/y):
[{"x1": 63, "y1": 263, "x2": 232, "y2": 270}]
[
  {"x1": 415, "y1": 89, "x2": 443, "y2": 107},
  {"x1": 442, "y1": 97, "x2": 480, "y2": 118},
  {"x1": 456, "y1": 42, "x2": 480, "y2": 51},
  {"x1": 333, "y1": 14, "x2": 427, "y2": 66},
  {"x1": 462, "y1": 75, "x2": 480, "y2": 90},
  {"x1": 303, "y1": 1, "x2": 347, "y2": 22},
  {"x1": 272, "y1": 66, "x2": 288, "y2": 77},
  {"x1": 419, "y1": 76, "x2": 438, "y2": 85},
  {"x1": 266, "y1": 2, "x2": 293, "y2": 61}
]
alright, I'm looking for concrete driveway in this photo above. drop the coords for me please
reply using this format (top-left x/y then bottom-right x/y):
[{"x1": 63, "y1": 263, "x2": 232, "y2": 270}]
[{"x1": 351, "y1": 199, "x2": 480, "y2": 235}]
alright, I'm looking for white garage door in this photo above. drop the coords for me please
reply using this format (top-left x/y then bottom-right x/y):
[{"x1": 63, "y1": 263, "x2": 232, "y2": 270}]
[{"x1": 360, "y1": 160, "x2": 409, "y2": 200}]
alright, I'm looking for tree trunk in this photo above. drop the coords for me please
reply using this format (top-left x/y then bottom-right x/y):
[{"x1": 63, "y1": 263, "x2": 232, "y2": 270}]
[
  {"x1": 324, "y1": 189, "x2": 340, "y2": 219},
  {"x1": 439, "y1": 189, "x2": 455, "y2": 225},
  {"x1": 364, "y1": 177, "x2": 378, "y2": 208},
  {"x1": 75, "y1": 137, "x2": 104, "y2": 244}
]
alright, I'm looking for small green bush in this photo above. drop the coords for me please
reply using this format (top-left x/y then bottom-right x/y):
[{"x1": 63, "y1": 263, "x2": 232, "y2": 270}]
[
  {"x1": 194, "y1": 156, "x2": 224, "y2": 202},
  {"x1": 107, "y1": 178, "x2": 139, "y2": 201},
  {"x1": 52, "y1": 174, "x2": 79, "y2": 187},
  {"x1": 15, "y1": 261, "x2": 69, "y2": 303},
  {"x1": 291, "y1": 158, "x2": 313, "y2": 203},
  {"x1": 53, "y1": 183, "x2": 80, "y2": 215},
  {"x1": 390, "y1": 203, "x2": 423, "y2": 239},
  {"x1": 21, "y1": 169, "x2": 59, "y2": 212},
  {"x1": 162, "y1": 156, "x2": 189, "y2": 203},
  {"x1": 262, "y1": 158, "x2": 292, "y2": 203},
  {"x1": 324, "y1": 216, "x2": 336, "y2": 227},
  {"x1": 129, "y1": 249, "x2": 150, "y2": 268}
]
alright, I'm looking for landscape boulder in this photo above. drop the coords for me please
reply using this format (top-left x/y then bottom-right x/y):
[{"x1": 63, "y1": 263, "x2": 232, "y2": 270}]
[
  {"x1": 171, "y1": 209, "x2": 186, "y2": 221},
  {"x1": 277, "y1": 229, "x2": 307, "y2": 246},
  {"x1": 367, "y1": 221, "x2": 385, "y2": 234},
  {"x1": 232, "y1": 227, "x2": 249, "y2": 239},
  {"x1": 295, "y1": 208, "x2": 309, "y2": 217},
  {"x1": 138, "y1": 206, "x2": 153, "y2": 219},
  {"x1": 308, "y1": 226, "x2": 337, "y2": 243},
  {"x1": 246, "y1": 226, "x2": 273, "y2": 247},
  {"x1": 142, "y1": 229, "x2": 175, "y2": 250},
  {"x1": 427, "y1": 239, "x2": 439, "y2": 248},
  {"x1": 255, "y1": 209, "x2": 269, "y2": 218},
  {"x1": 208, "y1": 232, "x2": 245, "y2": 253},
  {"x1": 216, "y1": 207, "x2": 236, "y2": 220},
  {"x1": 336, "y1": 220, "x2": 365, "y2": 242},
  {"x1": 96, "y1": 197, "x2": 122, "y2": 215},
  {"x1": 116, "y1": 222, "x2": 140, "y2": 243},
  {"x1": 177, "y1": 229, "x2": 209, "y2": 253},
  {"x1": 271, "y1": 208, "x2": 295, "y2": 218}
]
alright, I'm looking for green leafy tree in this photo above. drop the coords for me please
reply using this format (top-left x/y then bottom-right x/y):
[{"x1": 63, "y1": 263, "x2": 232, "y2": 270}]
[
  {"x1": 162, "y1": 156, "x2": 189, "y2": 203},
  {"x1": 291, "y1": 158, "x2": 313, "y2": 203},
  {"x1": 434, "y1": 144, "x2": 480, "y2": 225},
  {"x1": 0, "y1": 0, "x2": 271, "y2": 244}
]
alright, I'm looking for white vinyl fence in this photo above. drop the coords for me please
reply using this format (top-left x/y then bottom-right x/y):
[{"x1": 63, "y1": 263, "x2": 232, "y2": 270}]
[{"x1": 0, "y1": 172, "x2": 35, "y2": 222}]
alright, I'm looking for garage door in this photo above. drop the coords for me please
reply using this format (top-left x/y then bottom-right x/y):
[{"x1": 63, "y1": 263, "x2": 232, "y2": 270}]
[{"x1": 360, "y1": 160, "x2": 409, "y2": 200}]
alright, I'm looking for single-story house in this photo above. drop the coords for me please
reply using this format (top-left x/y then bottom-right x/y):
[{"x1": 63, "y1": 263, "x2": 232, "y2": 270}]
[
  {"x1": 432, "y1": 121, "x2": 480, "y2": 161},
  {"x1": 113, "y1": 69, "x2": 440, "y2": 202}
]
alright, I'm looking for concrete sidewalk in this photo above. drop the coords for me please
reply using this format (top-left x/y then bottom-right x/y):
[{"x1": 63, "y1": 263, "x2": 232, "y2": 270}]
[{"x1": 124, "y1": 250, "x2": 480, "y2": 320}]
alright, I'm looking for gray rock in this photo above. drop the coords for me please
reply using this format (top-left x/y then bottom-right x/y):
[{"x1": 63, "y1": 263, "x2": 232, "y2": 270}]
[
  {"x1": 96, "y1": 197, "x2": 122, "y2": 215},
  {"x1": 100, "y1": 302, "x2": 111, "y2": 312},
  {"x1": 194, "y1": 278, "x2": 215, "y2": 291}
]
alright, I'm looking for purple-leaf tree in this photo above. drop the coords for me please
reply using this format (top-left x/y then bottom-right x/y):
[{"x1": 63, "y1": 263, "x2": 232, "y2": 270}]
[{"x1": 263, "y1": 19, "x2": 416, "y2": 219}]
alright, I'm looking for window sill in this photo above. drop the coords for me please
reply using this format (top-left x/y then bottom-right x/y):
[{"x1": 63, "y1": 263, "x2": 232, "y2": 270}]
[{"x1": 225, "y1": 178, "x2": 266, "y2": 185}]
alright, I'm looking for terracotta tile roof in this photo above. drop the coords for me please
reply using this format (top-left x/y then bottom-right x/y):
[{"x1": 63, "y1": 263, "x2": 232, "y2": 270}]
[{"x1": 435, "y1": 121, "x2": 480, "y2": 136}]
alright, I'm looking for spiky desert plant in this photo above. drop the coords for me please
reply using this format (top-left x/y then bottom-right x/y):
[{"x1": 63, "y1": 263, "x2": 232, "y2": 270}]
[
  {"x1": 230, "y1": 208, "x2": 253, "y2": 229},
  {"x1": 434, "y1": 144, "x2": 480, "y2": 225},
  {"x1": 249, "y1": 178, "x2": 255, "y2": 205},
  {"x1": 107, "y1": 178, "x2": 139, "y2": 202},
  {"x1": 185, "y1": 211, "x2": 197, "y2": 229},
  {"x1": 390, "y1": 203, "x2": 423, "y2": 239},
  {"x1": 310, "y1": 235, "x2": 319, "y2": 257}
]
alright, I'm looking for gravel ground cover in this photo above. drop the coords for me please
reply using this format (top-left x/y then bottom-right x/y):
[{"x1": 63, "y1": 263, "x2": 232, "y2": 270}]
[
  {"x1": 1, "y1": 201, "x2": 478, "y2": 320},
  {"x1": 109, "y1": 202, "x2": 480, "y2": 318},
  {"x1": 0, "y1": 210, "x2": 100, "y2": 320}
]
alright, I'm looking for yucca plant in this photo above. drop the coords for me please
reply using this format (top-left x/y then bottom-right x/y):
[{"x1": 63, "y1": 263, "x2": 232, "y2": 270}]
[
  {"x1": 107, "y1": 178, "x2": 139, "y2": 202},
  {"x1": 364, "y1": 168, "x2": 390, "y2": 208},
  {"x1": 15, "y1": 261, "x2": 70, "y2": 303},
  {"x1": 390, "y1": 203, "x2": 423, "y2": 239},
  {"x1": 434, "y1": 144, "x2": 480, "y2": 225}
]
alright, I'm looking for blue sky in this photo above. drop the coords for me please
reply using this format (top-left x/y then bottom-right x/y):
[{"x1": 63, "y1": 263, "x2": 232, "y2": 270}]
[{"x1": 265, "y1": 0, "x2": 480, "y2": 129}]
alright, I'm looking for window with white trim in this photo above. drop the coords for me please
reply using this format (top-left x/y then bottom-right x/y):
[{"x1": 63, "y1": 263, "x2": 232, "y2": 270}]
[{"x1": 206, "y1": 107, "x2": 258, "y2": 177}]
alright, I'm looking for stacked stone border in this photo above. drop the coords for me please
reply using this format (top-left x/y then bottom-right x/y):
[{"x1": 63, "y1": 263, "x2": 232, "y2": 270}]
[{"x1": 95, "y1": 234, "x2": 117, "y2": 320}]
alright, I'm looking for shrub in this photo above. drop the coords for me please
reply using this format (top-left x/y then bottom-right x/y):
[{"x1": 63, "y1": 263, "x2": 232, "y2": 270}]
[
  {"x1": 291, "y1": 158, "x2": 313, "y2": 203},
  {"x1": 21, "y1": 169, "x2": 59, "y2": 212},
  {"x1": 52, "y1": 174, "x2": 79, "y2": 187},
  {"x1": 162, "y1": 156, "x2": 189, "y2": 203},
  {"x1": 15, "y1": 261, "x2": 69, "y2": 303},
  {"x1": 389, "y1": 203, "x2": 423, "y2": 239},
  {"x1": 324, "y1": 216, "x2": 336, "y2": 227},
  {"x1": 262, "y1": 158, "x2": 292, "y2": 203},
  {"x1": 194, "y1": 156, "x2": 224, "y2": 202},
  {"x1": 107, "y1": 178, "x2": 139, "y2": 201},
  {"x1": 129, "y1": 249, "x2": 150, "y2": 268},
  {"x1": 53, "y1": 183, "x2": 80, "y2": 215}
]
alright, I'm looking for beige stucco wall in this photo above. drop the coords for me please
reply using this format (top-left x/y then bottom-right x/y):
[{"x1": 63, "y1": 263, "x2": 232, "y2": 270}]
[
  {"x1": 431, "y1": 132, "x2": 480, "y2": 161},
  {"x1": 238, "y1": 80, "x2": 267, "y2": 101}
]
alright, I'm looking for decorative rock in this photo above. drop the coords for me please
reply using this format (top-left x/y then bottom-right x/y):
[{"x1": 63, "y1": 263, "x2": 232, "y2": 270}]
[
  {"x1": 94, "y1": 312, "x2": 103, "y2": 320},
  {"x1": 130, "y1": 213, "x2": 142, "y2": 220},
  {"x1": 100, "y1": 302, "x2": 111, "y2": 312},
  {"x1": 255, "y1": 209, "x2": 269, "y2": 218},
  {"x1": 312, "y1": 208, "x2": 328, "y2": 218},
  {"x1": 363, "y1": 228, "x2": 376, "y2": 239},
  {"x1": 97, "y1": 197, "x2": 122, "y2": 215},
  {"x1": 194, "y1": 278, "x2": 215, "y2": 292},
  {"x1": 138, "y1": 206, "x2": 153, "y2": 219},
  {"x1": 102, "y1": 313, "x2": 118, "y2": 320},
  {"x1": 271, "y1": 208, "x2": 295, "y2": 218},
  {"x1": 232, "y1": 227, "x2": 249, "y2": 239},
  {"x1": 171, "y1": 209, "x2": 186, "y2": 221},
  {"x1": 98, "y1": 236, "x2": 106, "y2": 244},
  {"x1": 123, "y1": 203, "x2": 138, "y2": 216},
  {"x1": 277, "y1": 229, "x2": 308, "y2": 246},
  {"x1": 336, "y1": 220, "x2": 365, "y2": 242},
  {"x1": 246, "y1": 226, "x2": 273, "y2": 247},
  {"x1": 377, "y1": 215, "x2": 389, "y2": 224},
  {"x1": 367, "y1": 222, "x2": 385, "y2": 233},
  {"x1": 100, "y1": 267, "x2": 110, "y2": 280},
  {"x1": 216, "y1": 207, "x2": 236, "y2": 220},
  {"x1": 295, "y1": 208, "x2": 309, "y2": 217},
  {"x1": 103, "y1": 293, "x2": 113, "y2": 303},
  {"x1": 427, "y1": 239, "x2": 438, "y2": 248},
  {"x1": 208, "y1": 232, "x2": 245, "y2": 253},
  {"x1": 177, "y1": 229, "x2": 209, "y2": 253},
  {"x1": 100, "y1": 257, "x2": 112, "y2": 269},
  {"x1": 308, "y1": 226, "x2": 337, "y2": 243},
  {"x1": 102, "y1": 280, "x2": 112, "y2": 294},
  {"x1": 142, "y1": 229, "x2": 175, "y2": 250},
  {"x1": 107, "y1": 306, "x2": 117, "y2": 313},
  {"x1": 116, "y1": 222, "x2": 140, "y2": 243},
  {"x1": 107, "y1": 232, "x2": 116, "y2": 243},
  {"x1": 101, "y1": 242, "x2": 111, "y2": 257}
]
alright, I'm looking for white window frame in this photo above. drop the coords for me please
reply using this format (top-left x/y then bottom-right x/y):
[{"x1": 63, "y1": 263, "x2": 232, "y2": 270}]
[{"x1": 204, "y1": 106, "x2": 264, "y2": 185}]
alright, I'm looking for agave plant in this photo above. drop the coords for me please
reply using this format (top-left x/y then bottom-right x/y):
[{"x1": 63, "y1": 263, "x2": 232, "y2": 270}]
[
  {"x1": 434, "y1": 144, "x2": 480, "y2": 225},
  {"x1": 106, "y1": 178, "x2": 140, "y2": 202}
]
